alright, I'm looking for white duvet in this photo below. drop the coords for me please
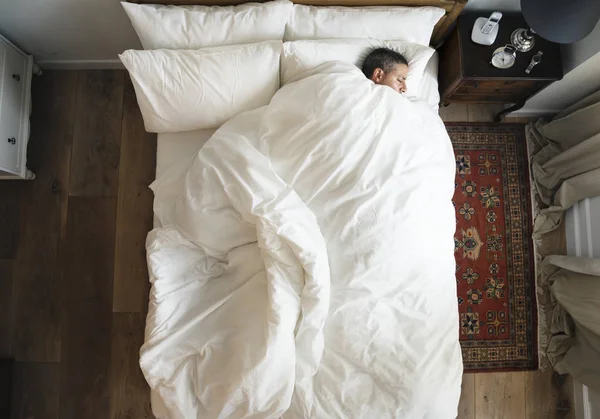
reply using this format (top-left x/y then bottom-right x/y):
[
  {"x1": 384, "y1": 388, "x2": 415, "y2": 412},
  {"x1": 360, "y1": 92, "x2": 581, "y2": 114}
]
[{"x1": 144, "y1": 62, "x2": 462, "y2": 419}]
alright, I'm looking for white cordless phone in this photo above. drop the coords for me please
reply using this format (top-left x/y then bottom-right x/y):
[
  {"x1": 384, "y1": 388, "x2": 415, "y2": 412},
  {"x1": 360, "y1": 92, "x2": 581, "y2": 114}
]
[
  {"x1": 472, "y1": 11, "x2": 503, "y2": 45},
  {"x1": 481, "y1": 12, "x2": 503, "y2": 35}
]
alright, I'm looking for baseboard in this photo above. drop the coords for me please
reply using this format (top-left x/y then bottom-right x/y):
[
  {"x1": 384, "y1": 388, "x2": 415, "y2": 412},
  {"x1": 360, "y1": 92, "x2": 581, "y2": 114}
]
[
  {"x1": 506, "y1": 108, "x2": 559, "y2": 118},
  {"x1": 37, "y1": 59, "x2": 124, "y2": 70}
]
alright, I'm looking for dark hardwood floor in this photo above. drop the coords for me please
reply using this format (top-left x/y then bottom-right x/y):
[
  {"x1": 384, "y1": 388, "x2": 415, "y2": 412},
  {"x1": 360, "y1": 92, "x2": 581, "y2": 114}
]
[{"x1": 0, "y1": 70, "x2": 156, "y2": 419}]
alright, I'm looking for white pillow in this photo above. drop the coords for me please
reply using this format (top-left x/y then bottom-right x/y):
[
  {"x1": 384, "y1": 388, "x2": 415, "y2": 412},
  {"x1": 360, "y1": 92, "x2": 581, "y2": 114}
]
[
  {"x1": 281, "y1": 39, "x2": 435, "y2": 101},
  {"x1": 122, "y1": 0, "x2": 293, "y2": 50},
  {"x1": 119, "y1": 41, "x2": 282, "y2": 133},
  {"x1": 285, "y1": 5, "x2": 445, "y2": 46}
]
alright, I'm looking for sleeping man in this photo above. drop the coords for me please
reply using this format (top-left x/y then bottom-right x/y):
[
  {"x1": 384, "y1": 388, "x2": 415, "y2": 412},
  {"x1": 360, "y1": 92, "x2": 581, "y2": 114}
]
[{"x1": 362, "y1": 47, "x2": 409, "y2": 94}]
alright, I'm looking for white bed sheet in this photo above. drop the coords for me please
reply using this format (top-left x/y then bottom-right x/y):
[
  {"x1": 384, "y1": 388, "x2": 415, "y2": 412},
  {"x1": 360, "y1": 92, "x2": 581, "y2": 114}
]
[
  {"x1": 154, "y1": 129, "x2": 215, "y2": 229},
  {"x1": 152, "y1": 128, "x2": 217, "y2": 417}
]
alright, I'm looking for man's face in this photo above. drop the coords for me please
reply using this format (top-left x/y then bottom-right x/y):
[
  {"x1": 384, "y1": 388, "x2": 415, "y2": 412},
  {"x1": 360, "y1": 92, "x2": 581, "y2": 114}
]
[{"x1": 370, "y1": 63, "x2": 409, "y2": 94}]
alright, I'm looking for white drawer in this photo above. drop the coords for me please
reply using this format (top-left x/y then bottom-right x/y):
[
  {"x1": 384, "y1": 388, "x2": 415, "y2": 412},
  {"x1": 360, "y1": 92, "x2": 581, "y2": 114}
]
[{"x1": 0, "y1": 39, "x2": 28, "y2": 175}]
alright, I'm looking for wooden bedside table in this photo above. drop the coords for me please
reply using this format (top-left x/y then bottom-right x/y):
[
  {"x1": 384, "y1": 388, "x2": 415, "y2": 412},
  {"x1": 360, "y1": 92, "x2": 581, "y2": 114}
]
[{"x1": 438, "y1": 14, "x2": 563, "y2": 121}]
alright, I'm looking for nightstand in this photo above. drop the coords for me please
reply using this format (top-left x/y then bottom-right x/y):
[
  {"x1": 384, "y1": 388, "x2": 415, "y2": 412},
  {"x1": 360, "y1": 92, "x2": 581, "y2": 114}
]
[{"x1": 438, "y1": 14, "x2": 563, "y2": 121}]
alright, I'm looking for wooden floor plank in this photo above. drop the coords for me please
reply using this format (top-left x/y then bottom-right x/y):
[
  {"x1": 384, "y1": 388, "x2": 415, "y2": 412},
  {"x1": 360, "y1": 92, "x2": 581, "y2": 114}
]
[
  {"x1": 110, "y1": 313, "x2": 154, "y2": 419},
  {"x1": 10, "y1": 362, "x2": 59, "y2": 419},
  {"x1": 475, "y1": 372, "x2": 526, "y2": 419},
  {"x1": 439, "y1": 103, "x2": 469, "y2": 121},
  {"x1": 59, "y1": 197, "x2": 116, "y2": 419},
  {"x1": 0, "y1": 358, "x2": 12, "y2": 418},
  {"x1": 0, "y1": 260, "x2": 14, "y2": 356},
  {"x1": 11, "y1": 71, "x2": 78, "y2": 363},
  {"x1": 467, "y1": 104, "x2": 506, "y2": 123},
  {"x1": 0, "y1": 181, "x2": 19, "y2": 357},
  {"x1": 0, "y1": 181, "x2": 20, "y2": 259},
  {"x1": 458, "y1": 373, "x2": 476, "y2": 419},
  {"x1": 112, "y1": 76, "x2": 156, "y2": 313},
  {"x1": 561, "y1": 374, "x2": 576, "y2": 419},
  {"x1": 69, "y1": 70, "x2": 125, "y2": 197},
  {"x1": 60, "y1": 300, "x2": 112, "y2": 419},
  {"x1": 62, "y1": 196, "x2": 117, "y2": 303},
  {"x1": 526, "y1": 370, "x2": 559, "y2": 419},
  {"x1": 505, "y1": 116, "x2": 537, "y2": 124}
]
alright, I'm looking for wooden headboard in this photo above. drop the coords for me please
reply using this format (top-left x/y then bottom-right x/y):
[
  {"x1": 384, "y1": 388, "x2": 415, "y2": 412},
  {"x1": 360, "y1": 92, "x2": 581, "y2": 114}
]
[{"x1": 128, "y1": 0, "x2": 468, "y2": 47}]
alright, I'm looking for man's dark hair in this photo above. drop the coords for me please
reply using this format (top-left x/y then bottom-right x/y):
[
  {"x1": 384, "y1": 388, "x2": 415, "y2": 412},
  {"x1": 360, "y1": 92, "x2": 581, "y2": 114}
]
[{"x1": 361, "y1": 47, "x2": 409, "y2": 78}]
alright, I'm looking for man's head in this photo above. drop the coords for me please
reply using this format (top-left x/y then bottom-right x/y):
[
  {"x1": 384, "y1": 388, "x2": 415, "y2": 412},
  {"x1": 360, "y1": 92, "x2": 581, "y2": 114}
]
[{"x1": 362, "y1": 48, "x2": 409, "y2": 94}]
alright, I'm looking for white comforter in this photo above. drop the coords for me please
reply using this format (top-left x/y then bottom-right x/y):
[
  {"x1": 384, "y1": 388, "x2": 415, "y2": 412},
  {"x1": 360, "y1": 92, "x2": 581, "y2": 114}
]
[{"x1": 144, "y1": 62, "x2": 462, "y2": 419}]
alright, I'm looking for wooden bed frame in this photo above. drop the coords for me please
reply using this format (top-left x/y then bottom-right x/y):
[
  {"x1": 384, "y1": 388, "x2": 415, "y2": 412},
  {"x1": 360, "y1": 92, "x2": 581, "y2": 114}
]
[{"x1": 128, "y1": 0, "x2": 468, "y2": 48}]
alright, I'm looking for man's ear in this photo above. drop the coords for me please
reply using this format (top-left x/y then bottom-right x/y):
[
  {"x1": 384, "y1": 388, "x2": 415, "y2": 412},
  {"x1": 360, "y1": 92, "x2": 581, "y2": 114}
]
[{"x1": 371, "y1": 68, "x2": 385, "y2": 83}]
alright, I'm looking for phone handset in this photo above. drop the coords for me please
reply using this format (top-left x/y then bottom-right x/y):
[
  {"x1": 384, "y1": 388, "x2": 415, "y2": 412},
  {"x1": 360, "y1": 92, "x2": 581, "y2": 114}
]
[{"x1": 481, "y1": 12, "x2": 503, "y2": 35}]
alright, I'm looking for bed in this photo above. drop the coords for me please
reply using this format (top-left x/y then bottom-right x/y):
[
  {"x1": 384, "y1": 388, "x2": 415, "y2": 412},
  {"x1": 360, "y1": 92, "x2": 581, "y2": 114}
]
[{"x1": 120, "y1": 1, "x2": 467, "y2": 418}]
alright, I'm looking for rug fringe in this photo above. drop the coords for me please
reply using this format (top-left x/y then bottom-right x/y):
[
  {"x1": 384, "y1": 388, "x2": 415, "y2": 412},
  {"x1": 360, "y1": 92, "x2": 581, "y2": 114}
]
[{"x1": 525, "y1": 122, "x2": 549, "y2": 372}]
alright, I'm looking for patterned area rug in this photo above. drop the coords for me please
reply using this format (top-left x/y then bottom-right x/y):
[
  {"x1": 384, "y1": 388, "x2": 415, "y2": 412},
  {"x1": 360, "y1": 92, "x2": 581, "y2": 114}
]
[{"x1": 446, "y1": 123, "x2": 537, "y2": 372}]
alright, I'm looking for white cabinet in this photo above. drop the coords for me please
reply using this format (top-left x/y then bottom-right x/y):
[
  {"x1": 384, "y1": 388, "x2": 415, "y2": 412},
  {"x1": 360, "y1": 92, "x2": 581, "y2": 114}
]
[{"x1": 0, "y1": 34, "x2": 35, "y2": 180}]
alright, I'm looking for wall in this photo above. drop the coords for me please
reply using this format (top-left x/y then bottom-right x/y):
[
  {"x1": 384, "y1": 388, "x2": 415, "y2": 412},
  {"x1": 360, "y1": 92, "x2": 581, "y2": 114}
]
[
  {"x1": 0, "y1": 0, "x2": 141, "y2": 67},
  {"x1": 0, "y1": 0, "x2": 517, "y2": 68}
]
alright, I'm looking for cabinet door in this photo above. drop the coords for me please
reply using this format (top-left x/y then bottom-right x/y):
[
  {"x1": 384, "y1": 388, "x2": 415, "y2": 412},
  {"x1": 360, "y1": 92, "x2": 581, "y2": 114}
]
[{"x1": 0, "y1": 40, "x2": 27, "y2": 174}]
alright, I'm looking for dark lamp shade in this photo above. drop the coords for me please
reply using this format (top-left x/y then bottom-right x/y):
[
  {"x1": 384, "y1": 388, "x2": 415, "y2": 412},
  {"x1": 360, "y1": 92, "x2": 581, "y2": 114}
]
[{"x1": 521, "y1": 0, "x2": 600, "y2": 43}]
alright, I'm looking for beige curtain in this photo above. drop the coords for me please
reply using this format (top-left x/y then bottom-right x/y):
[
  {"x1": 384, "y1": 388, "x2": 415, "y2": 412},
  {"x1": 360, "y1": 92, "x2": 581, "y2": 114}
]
[
  {"x1": 542, "y1": 256, "x2": 600, "y2": 390},
  {"x1": 527, "y1": 88, "x2": 600, "y2": 391}
]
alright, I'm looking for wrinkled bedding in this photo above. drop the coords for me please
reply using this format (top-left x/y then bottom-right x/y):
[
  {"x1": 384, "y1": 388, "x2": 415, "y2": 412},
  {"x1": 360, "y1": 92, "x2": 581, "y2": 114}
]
[{"x1": 144, "y1": 62, "x2": 462, "y2": 419}]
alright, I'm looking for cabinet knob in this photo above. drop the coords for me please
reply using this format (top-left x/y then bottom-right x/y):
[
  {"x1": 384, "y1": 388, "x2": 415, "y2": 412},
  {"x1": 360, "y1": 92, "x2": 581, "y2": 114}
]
[
  {"x1": 12, "y1": 74, "x2": 20, "y2": 82},
  {"x1": 473, "y1": 81, "x2": 479, "y2": 89},
  {"x1": 7, "y1": 137, "x2": 16, "y2": 145}
]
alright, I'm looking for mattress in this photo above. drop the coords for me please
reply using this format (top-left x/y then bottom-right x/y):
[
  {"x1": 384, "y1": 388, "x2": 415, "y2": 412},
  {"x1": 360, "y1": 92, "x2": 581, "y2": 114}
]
[{"x1": 153, "y1": 129, "x2": 215, "y2": 229}]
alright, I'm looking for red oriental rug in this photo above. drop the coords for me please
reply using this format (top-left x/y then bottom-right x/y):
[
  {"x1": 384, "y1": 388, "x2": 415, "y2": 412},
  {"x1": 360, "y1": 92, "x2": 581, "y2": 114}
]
[{"x1": 446, "y1": 123, "x2": 537, "y2": 372}]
